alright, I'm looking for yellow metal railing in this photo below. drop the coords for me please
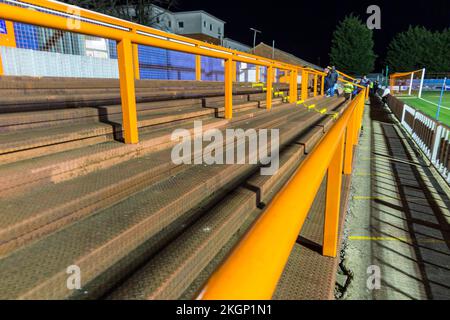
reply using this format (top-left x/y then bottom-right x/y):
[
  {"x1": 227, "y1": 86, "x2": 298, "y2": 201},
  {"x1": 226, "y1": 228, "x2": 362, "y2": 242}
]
[
  {"x1": 0, "y1": 0, "x2": 329, "y2": 144},
  {"x1": 198, "y1": 89, "x2": 367, "y2": 300}
]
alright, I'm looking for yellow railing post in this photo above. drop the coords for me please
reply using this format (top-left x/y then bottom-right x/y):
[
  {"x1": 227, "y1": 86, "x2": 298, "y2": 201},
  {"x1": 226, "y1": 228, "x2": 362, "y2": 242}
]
[
  {"x1": 321, "y1": 75, "x2": 325, "y2": 96},
  {"x1": 198, "y1": 92, "x2": 364, "y2": 300},
  {"x1": 289, "y1": 69, "x2": 297, "y2": 103},
  {"x1": 301, "y1": 69, "x2": 308, "y2": 101},
  {"x1": 117, "y1": 38, "x2": 139, "y2": 144},
  {"x1": 313, "y1": 74, "x2": 318, "y2": 97},
  {"x1": 132, "y1": 43, "x2": 140, "y2": 80},
  {"x1": 343, "y1": 111, "x2": 355, "y2": 174},
  {"x1": 224, "y1": 58, "x2": 233, "y2": 119},
  {"x1": 354, "y1": 92, "x2": 365, "y2": 143},
  {"x1": 255, "y1": 65, "x2": 260, "y2": 83},
  {"x1": 195, "y1": 54, "x2": 202, "y2": 81},
  {"x1": 266, "y1": 65, "x2": 273, "y2": 110},
  {"x1": 232, "y1": 61, "x2": 237, "y2": 83},
  {"x1": 323, "y1": 134, "x2": 345, "y2": 257}
]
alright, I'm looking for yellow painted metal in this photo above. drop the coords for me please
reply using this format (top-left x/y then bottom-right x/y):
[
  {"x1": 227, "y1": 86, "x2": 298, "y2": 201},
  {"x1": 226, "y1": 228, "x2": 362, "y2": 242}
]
[
  {"x1": 343, "y1": 108, "x2": 356, "y2": 175},
  {"x1": 232, "y1": 61, "x2": 237, "y2": 82},
  {"x1": 313, "y1": 74, "x2": 318, "y2": 97},
  {"x1": 255, "y1": 65, "x2": 260, "y2": 82},
  {"x1": 323, "y1": 135, "x2": 345, "y2": 257},
  {"x1": 117, "y1": 38, "x2": 139, "y2": 144},
  {"x1": 266, "y1": 66, "x2": 273, "y2": 110},
  {"x1": 0, "y1": 20, "x2": 16, "y2": 47},
  {"x1": 0, "y1": 2, "x2": 287, "y2": 69},
  {"x1": 132, "y1": 43, "x2": 140, "y2": 80},
  {"x1": 224, "y1": 58, "x2": 233, "y2": 119},
  {"x1": 321, "y1": 75, "x2": 325, "y2": 96},
  {"x1": 289, "y1": 70, "x2": 297, "y2": 103},
  {"x1": 301, "y1": 69, "x2": 308, "y2": 101},
  {"x1": 195, "y1": 54, "x2": 202, "y2": 81},
  {"x1": 199, "y1": 92, "x2": 365, "y2": 300}
]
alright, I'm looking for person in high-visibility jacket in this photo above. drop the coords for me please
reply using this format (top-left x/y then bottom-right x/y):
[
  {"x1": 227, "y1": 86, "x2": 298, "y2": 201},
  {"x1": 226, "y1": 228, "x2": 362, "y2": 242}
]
[{"x1": 343, "y1": 82, "x2": 354, "y2": 100}]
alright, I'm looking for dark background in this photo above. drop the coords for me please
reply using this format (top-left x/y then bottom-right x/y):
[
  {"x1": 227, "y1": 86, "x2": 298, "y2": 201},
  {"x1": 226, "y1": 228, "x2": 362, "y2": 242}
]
[{"x1": 175, "y1": 0, "x2": 450, "y2": 71}]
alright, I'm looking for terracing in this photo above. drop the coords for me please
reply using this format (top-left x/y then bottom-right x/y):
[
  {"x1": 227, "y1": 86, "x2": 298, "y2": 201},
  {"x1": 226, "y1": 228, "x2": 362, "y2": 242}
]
[
  {"x1": 0, "y1": 0, "x2": 369, "y2": 300},
  {"x1": 0, "y1": 76, "x2": 351, "y2": 299}
]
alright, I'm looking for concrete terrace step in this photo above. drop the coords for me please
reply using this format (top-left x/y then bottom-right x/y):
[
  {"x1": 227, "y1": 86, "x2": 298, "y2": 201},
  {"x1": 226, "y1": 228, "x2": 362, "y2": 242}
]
[
  {"x1": 0, "y1": 76, "x2": 289, "y2": 113},
  {"x1": 0, "y1": 102, "x2": 298, "y2": 256},
  {"x1": 0, "y1": 91, "x2": 276, "y2": 133},
  {"x1": 107, "y1": 143, "x2": 309, "y2": 300},
  {"x1": 148, "y1": 103, "x2": 350, "y2": 301},
  {"x1": 0, "y1": 97, "x2": 283, "y2": 165},
  {"x1": 0, "y1": 97, "x2": 345, "y2": 299}
]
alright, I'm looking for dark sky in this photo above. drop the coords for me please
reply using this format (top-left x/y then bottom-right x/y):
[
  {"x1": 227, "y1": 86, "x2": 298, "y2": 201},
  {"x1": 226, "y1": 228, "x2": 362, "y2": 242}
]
[{"x1": 174, "y1": 0, "x2": 450, "y2": 71}]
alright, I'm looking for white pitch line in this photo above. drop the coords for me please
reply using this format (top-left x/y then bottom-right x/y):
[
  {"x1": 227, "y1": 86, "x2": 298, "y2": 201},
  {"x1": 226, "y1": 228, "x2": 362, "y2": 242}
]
[{"x1": 419, "y1": 98, "x2": 450, "y2": 111}]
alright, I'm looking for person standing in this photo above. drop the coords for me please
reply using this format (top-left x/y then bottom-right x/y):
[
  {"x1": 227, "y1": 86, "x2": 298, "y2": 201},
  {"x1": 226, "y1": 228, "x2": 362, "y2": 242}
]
[
  {"x1": 343, "y1": 82, "x2": 354, "y2": 100},
  {"x1": 328, "y1": 66, "x2": 338, "y2": 97}
]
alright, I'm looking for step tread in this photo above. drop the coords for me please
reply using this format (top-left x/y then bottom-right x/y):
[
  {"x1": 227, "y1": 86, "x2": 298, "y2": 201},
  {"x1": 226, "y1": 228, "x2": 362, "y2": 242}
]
[
  {"x1": 0, "y1": 103, "x2": 298, "y2": 256},
  {"x1": 0, "y1": 103, "x2": 328, "y2": 299}
]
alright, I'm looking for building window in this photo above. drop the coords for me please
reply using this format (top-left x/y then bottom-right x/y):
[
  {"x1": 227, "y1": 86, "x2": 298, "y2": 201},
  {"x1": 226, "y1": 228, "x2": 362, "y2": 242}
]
[
  {"x1": 156, "y1": 17, "x2": 160, "y2": 23},
  {"x1": 218, "y1": 27, "x2": 221, "y2": 34},
  {"x1": 204, "y1": 21, "x2": 206, "y2": 28},
  {"x1": 168, "y1": 21, "x2": 172, "y2": 28},
  {"x1": 210, "y1": 24, "x2": 212, "y2": 31},
  {"x1": 178, "y1": 21, "x2": 184, "y2": 28}
]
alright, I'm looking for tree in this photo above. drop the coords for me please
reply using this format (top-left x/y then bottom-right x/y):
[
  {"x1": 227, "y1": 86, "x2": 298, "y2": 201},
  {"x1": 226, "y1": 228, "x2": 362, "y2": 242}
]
[
  {"x1": 329, "y1": 15, "x2": 376, "y2": 75},
  {"x1": 66, "y1": 0, "x2": 177, "y2": 27},
  {"x1": 386, "y1": 26, "x2": 450, "y2": 73}
]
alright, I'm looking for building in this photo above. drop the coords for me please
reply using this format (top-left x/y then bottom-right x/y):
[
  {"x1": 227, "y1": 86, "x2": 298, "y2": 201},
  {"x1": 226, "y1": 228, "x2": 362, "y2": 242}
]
[
  {"x1": 123, "y1": 4, "x2": 242, "y2": 47},
  {"x1": 222, "y1": 38, "x2": 251, "y2": 53}
]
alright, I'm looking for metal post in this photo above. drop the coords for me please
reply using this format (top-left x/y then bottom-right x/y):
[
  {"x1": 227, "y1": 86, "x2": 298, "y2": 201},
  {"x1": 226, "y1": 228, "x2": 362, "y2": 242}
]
[
  {"x1": 117, "y1": 38, "x2": 139, "y2": 144},
  {"x1": 418, "y1": 68, "x2": 426, "y2": 98},
  {"x1": 255, "y1": 65, "x2": 260, "y2": 83},
  {"x1": 232, "y1": 61, "x2": 237, "y2": 83},
  {"x1": 224, "y1": 58, "x2": 233, "y2": 119},
  {"x1": 289, "y1": 70, "x2": 297, "y2": 103},
  {"x1": 195, "y1": 54, "x2": 202, "y2": 81},
  {"x1": 266, "y1": 65, "x2": 273, "y2": 110},
  {"x1": 250, "y1": 28, "x2": 261, "y2": 53},
  {"x1": 436, "y1": 77, "x2": 447, "y2": 121},
  {"x1": 431, "y1": 125, "x2": 441, "y2": 162},
  {"x1": 321, "y1": 75, "x2": 325, "y2": 96},
  {"x1": 344, "y1": 111, "x2": 355, "y2": 174},
  {"x1": 323, "y1": 135, "x2": 345, "y2": 257},
  {"x1": 408, "y1": 72, "x2": 414, "y2": 95},
  {"x1": 132, "y1": 44, "x2": 140, "y2": 80},
  {"x1": 313, "y1": 74, "x2": 318, "y2": 97},
  {"x1": 301, "y1": 69, "x2": 308, "y2": 101}
]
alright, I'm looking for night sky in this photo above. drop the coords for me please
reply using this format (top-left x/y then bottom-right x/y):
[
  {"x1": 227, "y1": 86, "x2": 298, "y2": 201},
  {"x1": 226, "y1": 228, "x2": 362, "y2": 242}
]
[{"x1": 175, "y1": 0, "x2": 450, "y2": 71}]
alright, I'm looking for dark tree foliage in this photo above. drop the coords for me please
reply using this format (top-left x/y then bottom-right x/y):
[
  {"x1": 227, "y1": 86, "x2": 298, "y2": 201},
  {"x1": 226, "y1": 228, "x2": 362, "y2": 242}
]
[
  {"x1": 386, "y1": 26, "x2": 450, "y2": 73},
  {"x1": 66, "y1": 0, "x2": 177, "y2": 27},
  {"x1": 329, "y1": 15, "x2": 376, "y2": 76}
]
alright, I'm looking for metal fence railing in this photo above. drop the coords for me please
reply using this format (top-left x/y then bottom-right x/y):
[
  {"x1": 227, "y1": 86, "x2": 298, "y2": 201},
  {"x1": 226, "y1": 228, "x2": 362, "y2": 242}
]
[
  {"x1": 386, "y1": 95, "x2": 450, "y2": 184},
  {"x1": 0, "y1": 0, "x2": 331, "y2": 144},
  {"x1": 198, "y1": 90, "x2": 367, "y2": 300}
]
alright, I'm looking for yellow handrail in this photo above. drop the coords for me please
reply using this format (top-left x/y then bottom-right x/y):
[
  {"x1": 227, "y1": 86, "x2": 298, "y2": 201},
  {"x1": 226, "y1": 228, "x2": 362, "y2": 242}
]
[
  {"x1": 198, "y1": 89, "x2": 366, "y2": 300},
  {"x1": 0, "y1": 0, "x2": 314, "y2": 143}
]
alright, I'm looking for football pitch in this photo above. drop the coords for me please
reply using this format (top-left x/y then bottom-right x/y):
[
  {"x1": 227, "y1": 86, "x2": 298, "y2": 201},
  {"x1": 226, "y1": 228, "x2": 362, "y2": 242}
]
[{"x1": 398, "y1": 91, "x2": 450, "y2": 127}]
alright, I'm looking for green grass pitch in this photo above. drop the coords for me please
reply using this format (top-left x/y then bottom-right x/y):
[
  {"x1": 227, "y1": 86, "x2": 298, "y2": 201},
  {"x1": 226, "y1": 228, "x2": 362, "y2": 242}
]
[{"x1": 398, "y1": 91, "x2": 450, "y2": 127}]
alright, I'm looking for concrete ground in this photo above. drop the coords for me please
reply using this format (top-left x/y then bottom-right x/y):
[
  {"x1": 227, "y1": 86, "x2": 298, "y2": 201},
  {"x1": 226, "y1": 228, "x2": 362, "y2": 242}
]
[{"x1": 341, "y1": 95, "x2": 450, "y2": 300}]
